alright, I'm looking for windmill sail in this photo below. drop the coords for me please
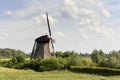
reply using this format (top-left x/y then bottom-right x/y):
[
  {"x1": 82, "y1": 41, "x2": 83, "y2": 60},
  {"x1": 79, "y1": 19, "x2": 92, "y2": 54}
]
[
  {"x1": 46, "y1": 12, "x2": 55, "y2": 55},
  {"x1": 46, "y1": 12, "x2": 52, "y2": 36}
]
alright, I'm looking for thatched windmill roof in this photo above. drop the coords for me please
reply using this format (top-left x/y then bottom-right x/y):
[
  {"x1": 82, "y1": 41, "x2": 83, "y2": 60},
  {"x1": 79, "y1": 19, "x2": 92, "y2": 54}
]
[{"x1": 35, "y1": 35, "x2": 50, "y2": 43}]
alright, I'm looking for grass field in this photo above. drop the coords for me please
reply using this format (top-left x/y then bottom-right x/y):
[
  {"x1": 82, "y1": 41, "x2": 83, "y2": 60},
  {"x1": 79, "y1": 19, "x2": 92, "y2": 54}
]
[{"x1": 0, "y1": 67, "x2": 120, "y2": 80}]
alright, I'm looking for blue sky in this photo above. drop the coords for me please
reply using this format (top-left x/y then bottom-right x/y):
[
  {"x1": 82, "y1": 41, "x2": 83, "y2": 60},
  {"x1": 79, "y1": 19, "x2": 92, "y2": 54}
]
[{"x1": 0, "y1": 0, "x2": 120, "y2": 53}]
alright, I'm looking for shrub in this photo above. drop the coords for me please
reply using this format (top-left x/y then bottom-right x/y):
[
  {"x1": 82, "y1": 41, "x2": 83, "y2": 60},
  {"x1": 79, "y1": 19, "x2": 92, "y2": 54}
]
[
  {"x1": 0, "y1": 55, "x2": 26, "y2": 68},
  {"x1": 29, "y1": 57, "x2": 68, "y2": 72},
  {"x1": 11, "y1": 55, "x2": 25, "y2": 65},
  {"x1": 29, "y1": 59, "x2": 41, "y2": 71},
  {"x1": 70, "y1": 66, "x2": 120, "y2": 76},
  {"x1": 57, "y1": 58, "x2": 68, "y2": 69},
  {"x1": 55, "y1": 51, "x2": 63, "y2": 57},
  {"x1": 91, "y1": 49, "x2": 105, "y2": 64},
  {"x1": 38, "y1": 57, "x2": 61, "y2": 71},
  {"x1": 11, "y1": 57, "x2": 18, "y2": 64},
  {"x1": 15, "y1": 55, "x2": 25, "y2": 63},
  {"x1": 1, "y1": 60, "x2": 14, "y2": 68},
  {"x1": 14, "y1": 61, "x2": 30, "y2": 69},
  {"x1": 62, "y1": 51, "x2": 78, "y2": 58},
  {"x1": 66, "y1": 55, "x2": 84, "y2": 68},
  {"x1": 81, "y1": 59, "x2": 96, "y2": 67}
]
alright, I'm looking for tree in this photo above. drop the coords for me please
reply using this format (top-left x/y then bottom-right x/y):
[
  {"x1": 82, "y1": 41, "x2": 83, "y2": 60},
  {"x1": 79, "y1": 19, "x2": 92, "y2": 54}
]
[
  {"x1": 91, "y1": 49, "x2": 105, "y2": 64},
  {"x1": 0, "y1": 48, "x2": 29, "y2": 58},
  {"x1": 55, "y1": 51, "x2": 62, "y2": 57},
  {"x1": 62, "y1": 51, "x2": 78, "y2": 58}
]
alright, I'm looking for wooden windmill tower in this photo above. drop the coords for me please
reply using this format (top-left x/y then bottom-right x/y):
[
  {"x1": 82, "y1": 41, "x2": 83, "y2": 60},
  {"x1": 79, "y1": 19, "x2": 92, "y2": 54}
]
[{"x1": 30, "y1": 12, "x2": 54, "y2": 60}]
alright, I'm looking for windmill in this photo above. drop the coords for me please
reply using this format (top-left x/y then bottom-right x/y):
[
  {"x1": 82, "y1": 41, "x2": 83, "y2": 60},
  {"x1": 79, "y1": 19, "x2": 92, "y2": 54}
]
[{"x1": 30, "y1": 12, "x2": 55, "y2": 60}]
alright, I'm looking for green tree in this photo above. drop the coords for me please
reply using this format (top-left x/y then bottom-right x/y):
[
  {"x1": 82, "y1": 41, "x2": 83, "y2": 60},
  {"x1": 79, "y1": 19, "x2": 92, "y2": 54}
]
[
  {"x1": 62, "y1": 51, "x2": 78, "y2": 58},
  {"x1": 91, "y1": 49, "x2": 105, "y2": 64},
  {"x1": 55, "y1": 51, "x2": 62, "y2": 57}
]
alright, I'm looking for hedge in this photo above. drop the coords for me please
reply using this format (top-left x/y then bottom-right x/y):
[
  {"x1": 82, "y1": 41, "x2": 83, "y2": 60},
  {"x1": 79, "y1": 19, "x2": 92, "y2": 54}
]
[{"x1": 70, "y1": 66, "x2": 120, "y2": 76}]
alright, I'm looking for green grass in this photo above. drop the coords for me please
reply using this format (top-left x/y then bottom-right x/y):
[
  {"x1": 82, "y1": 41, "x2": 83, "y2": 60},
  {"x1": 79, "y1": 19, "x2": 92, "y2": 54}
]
[
  {"x1": 82, "y1": 57, "x2": 92, "y2": 62},
  {"x1": 0, "y1": 67, "x2": 120, "y2": 80},
  {"x1": 0, "y1": 58, "x2": 11, "y2": 61},
  {"x1": 0, "y1": 58, "x2": 30, "y2": 61}
]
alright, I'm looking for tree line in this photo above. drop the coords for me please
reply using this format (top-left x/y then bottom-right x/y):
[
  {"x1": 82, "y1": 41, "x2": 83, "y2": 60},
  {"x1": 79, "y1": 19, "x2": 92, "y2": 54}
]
[
  {"x1": 91, "y1": 49, "x2": 120, "y2": 69},
  {"x1": 0, "y1": 48, "x2": 120, "y2": 70},
  {"x1": 0, "y1": 48, "x2": 30, "y2": 58},
  {"x1": 54, "y1": 50, "x2": 120, "y2": 69}
]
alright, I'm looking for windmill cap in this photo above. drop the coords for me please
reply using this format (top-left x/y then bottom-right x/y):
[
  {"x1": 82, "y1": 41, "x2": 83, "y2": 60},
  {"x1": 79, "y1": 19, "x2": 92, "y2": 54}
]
[{"x1": 35, "y1": 35, "x2": 50, "y2": 43}]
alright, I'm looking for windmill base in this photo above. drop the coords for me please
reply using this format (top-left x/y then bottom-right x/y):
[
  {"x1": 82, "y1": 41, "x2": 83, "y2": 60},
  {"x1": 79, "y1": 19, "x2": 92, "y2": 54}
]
[{"x1": 31, "y1": 43, "x2": 51, "y2": 59}]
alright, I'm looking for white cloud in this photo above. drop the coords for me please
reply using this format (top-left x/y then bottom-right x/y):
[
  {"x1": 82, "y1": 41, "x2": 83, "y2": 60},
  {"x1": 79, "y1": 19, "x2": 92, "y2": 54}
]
[
  {"x1": 0, "y1": 36, "x2": 4, "y2": 41},
  {"x1": 97, "y1": 1, "x2": 103, "y2": 8},
  {"x1": 60, "y1": 0, "x2": 79, "y2": 19},
  {"x1": 3, "y1": 0, "x2": 44, "y2": 19},
  {"x1": 60, "y1": 0, "x2": 113, "y2": 38},
  {"x1": 79, "y1": 18, "x2": 91, "y2": 25},
  {"x1": 79, "y1": 9, "x2": 98, "y2": 19},
  {"x1": 102, "y1": 9, "x2": 111, "y2": 18},
  {"x1": 0, "y1": 32, "x2": 9, "y2": 41},
  {"x1": 91, "y1": 26, "x2": 114, "y2": 38},
  {"x1": 55, "y1": 32, "x2": 65, "y2": 37},
  {"x1": 34, "y1": 16, "x2": 41, "y2": 24},
  {"x1": 33, "y1": 13, "x2": 57, "y2": 26},
  {"x1": 4, "y1": 10, "x2": 13, "y2": 16},
  {"x1": 60, "y1": 5, "x2": 78, "y2": 19},
  {"x1": 64, "y1": 0, "x2": 76, "y2": 6},
  {"x1": 2, "y1": 32, "x2": 8, "y2": 37},
  {"x1": 82, "y1": 33, "x2": 88, "y2": 39}
]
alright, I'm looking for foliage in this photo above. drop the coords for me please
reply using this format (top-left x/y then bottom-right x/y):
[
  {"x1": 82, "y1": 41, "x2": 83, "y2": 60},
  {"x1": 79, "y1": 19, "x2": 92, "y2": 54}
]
[
  {"x1": 70, "y1": 66, "x2": 120, "y2": 76},
  {"x1": 1, "y1": 55, "x2": 26, "y2": 68},
  {"x1": 0, "y1": 50, "x2": 94, "y2": 71},
  {"x1": 38, "y1": 57, "x2": 61, "y2": 71},
  {"x1": 66, "y1": 55, "x2": 84, "y2": 67},
  {"x1": 55, "y1": 51, "x2": 63, "y2": 57},
  {"x1": 0, "y1": 48, "x2": 30, "y2": 58},
  {"x1": 91, "y1": 49, "x2": 105, "y2": 64},
  {"x1": 54, "y1": 51, "x2": 78, "y2": 58},
  {"x1": 14, "y1": 61, "x2": 30, "y2": 69},
  {"x1": 1, "y1": 49, "x2": 120, "y2": 72},
  {"x1": 29, "y1": 57, "x2": 67, "y2": 71},
  {"x1": 62, "y1": 51, "x2": 78, "y2": 58},
  {"x1": 91, "y1": 49, "x2": 120, "y2": 69}
]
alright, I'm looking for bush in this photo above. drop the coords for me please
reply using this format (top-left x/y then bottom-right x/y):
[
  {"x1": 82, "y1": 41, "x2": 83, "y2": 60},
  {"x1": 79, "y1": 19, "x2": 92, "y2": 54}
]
[
  {"x1": 38, "y1": 58, "x2": 60, "y2": 71},
  {"x1": 29, "y1": 57, "x2": 68, "y2": 72},
  {"x1": 70, "y1": 66, "x2": 120, "y2": 76},
  {"x1": 39, "y1": 57, "x2": 67, "y2": 71},
  {"x1": 0, "y1": 55, "x2": 26, "y2": 68},
  {"x1": 11, "y1": 57, "x2": 18, "y2": 64},
  {"x1": 62, "y1": 51, "x2": 78, "y2": 58},
  {"x1": 66, "y1": 55, "x2": 84, "y2": 68},
  {"x1": 57, "y1": 58, "x2": 68, "y2": 69},
  {"x1": 2, "y1": 61, "x2": 14, "y2": 68},
  {"x1": 29, "y1": 59, "x2": 42, "y2": 71},
  {"x1": 14, "y1": 61, "x2": 30, "y2": 69},
  {"x1": 15, "y1": 55, "x2": 25, "y2": 63},
  {"x1": 11, "y1": 55, "x2": 25, "y2": 64},
  {"x1": 91, "y1": 49, "x2": 105, "y2": 64}
]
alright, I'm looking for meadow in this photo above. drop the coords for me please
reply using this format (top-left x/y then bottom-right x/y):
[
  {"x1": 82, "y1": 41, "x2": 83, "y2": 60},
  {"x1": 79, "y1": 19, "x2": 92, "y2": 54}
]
[
  {"x1": 0, "y1": 67, "x2": 120, "y2": 80},
  {"x1": 0, "y1": 50, "x2": 120, "y2": 80}
]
